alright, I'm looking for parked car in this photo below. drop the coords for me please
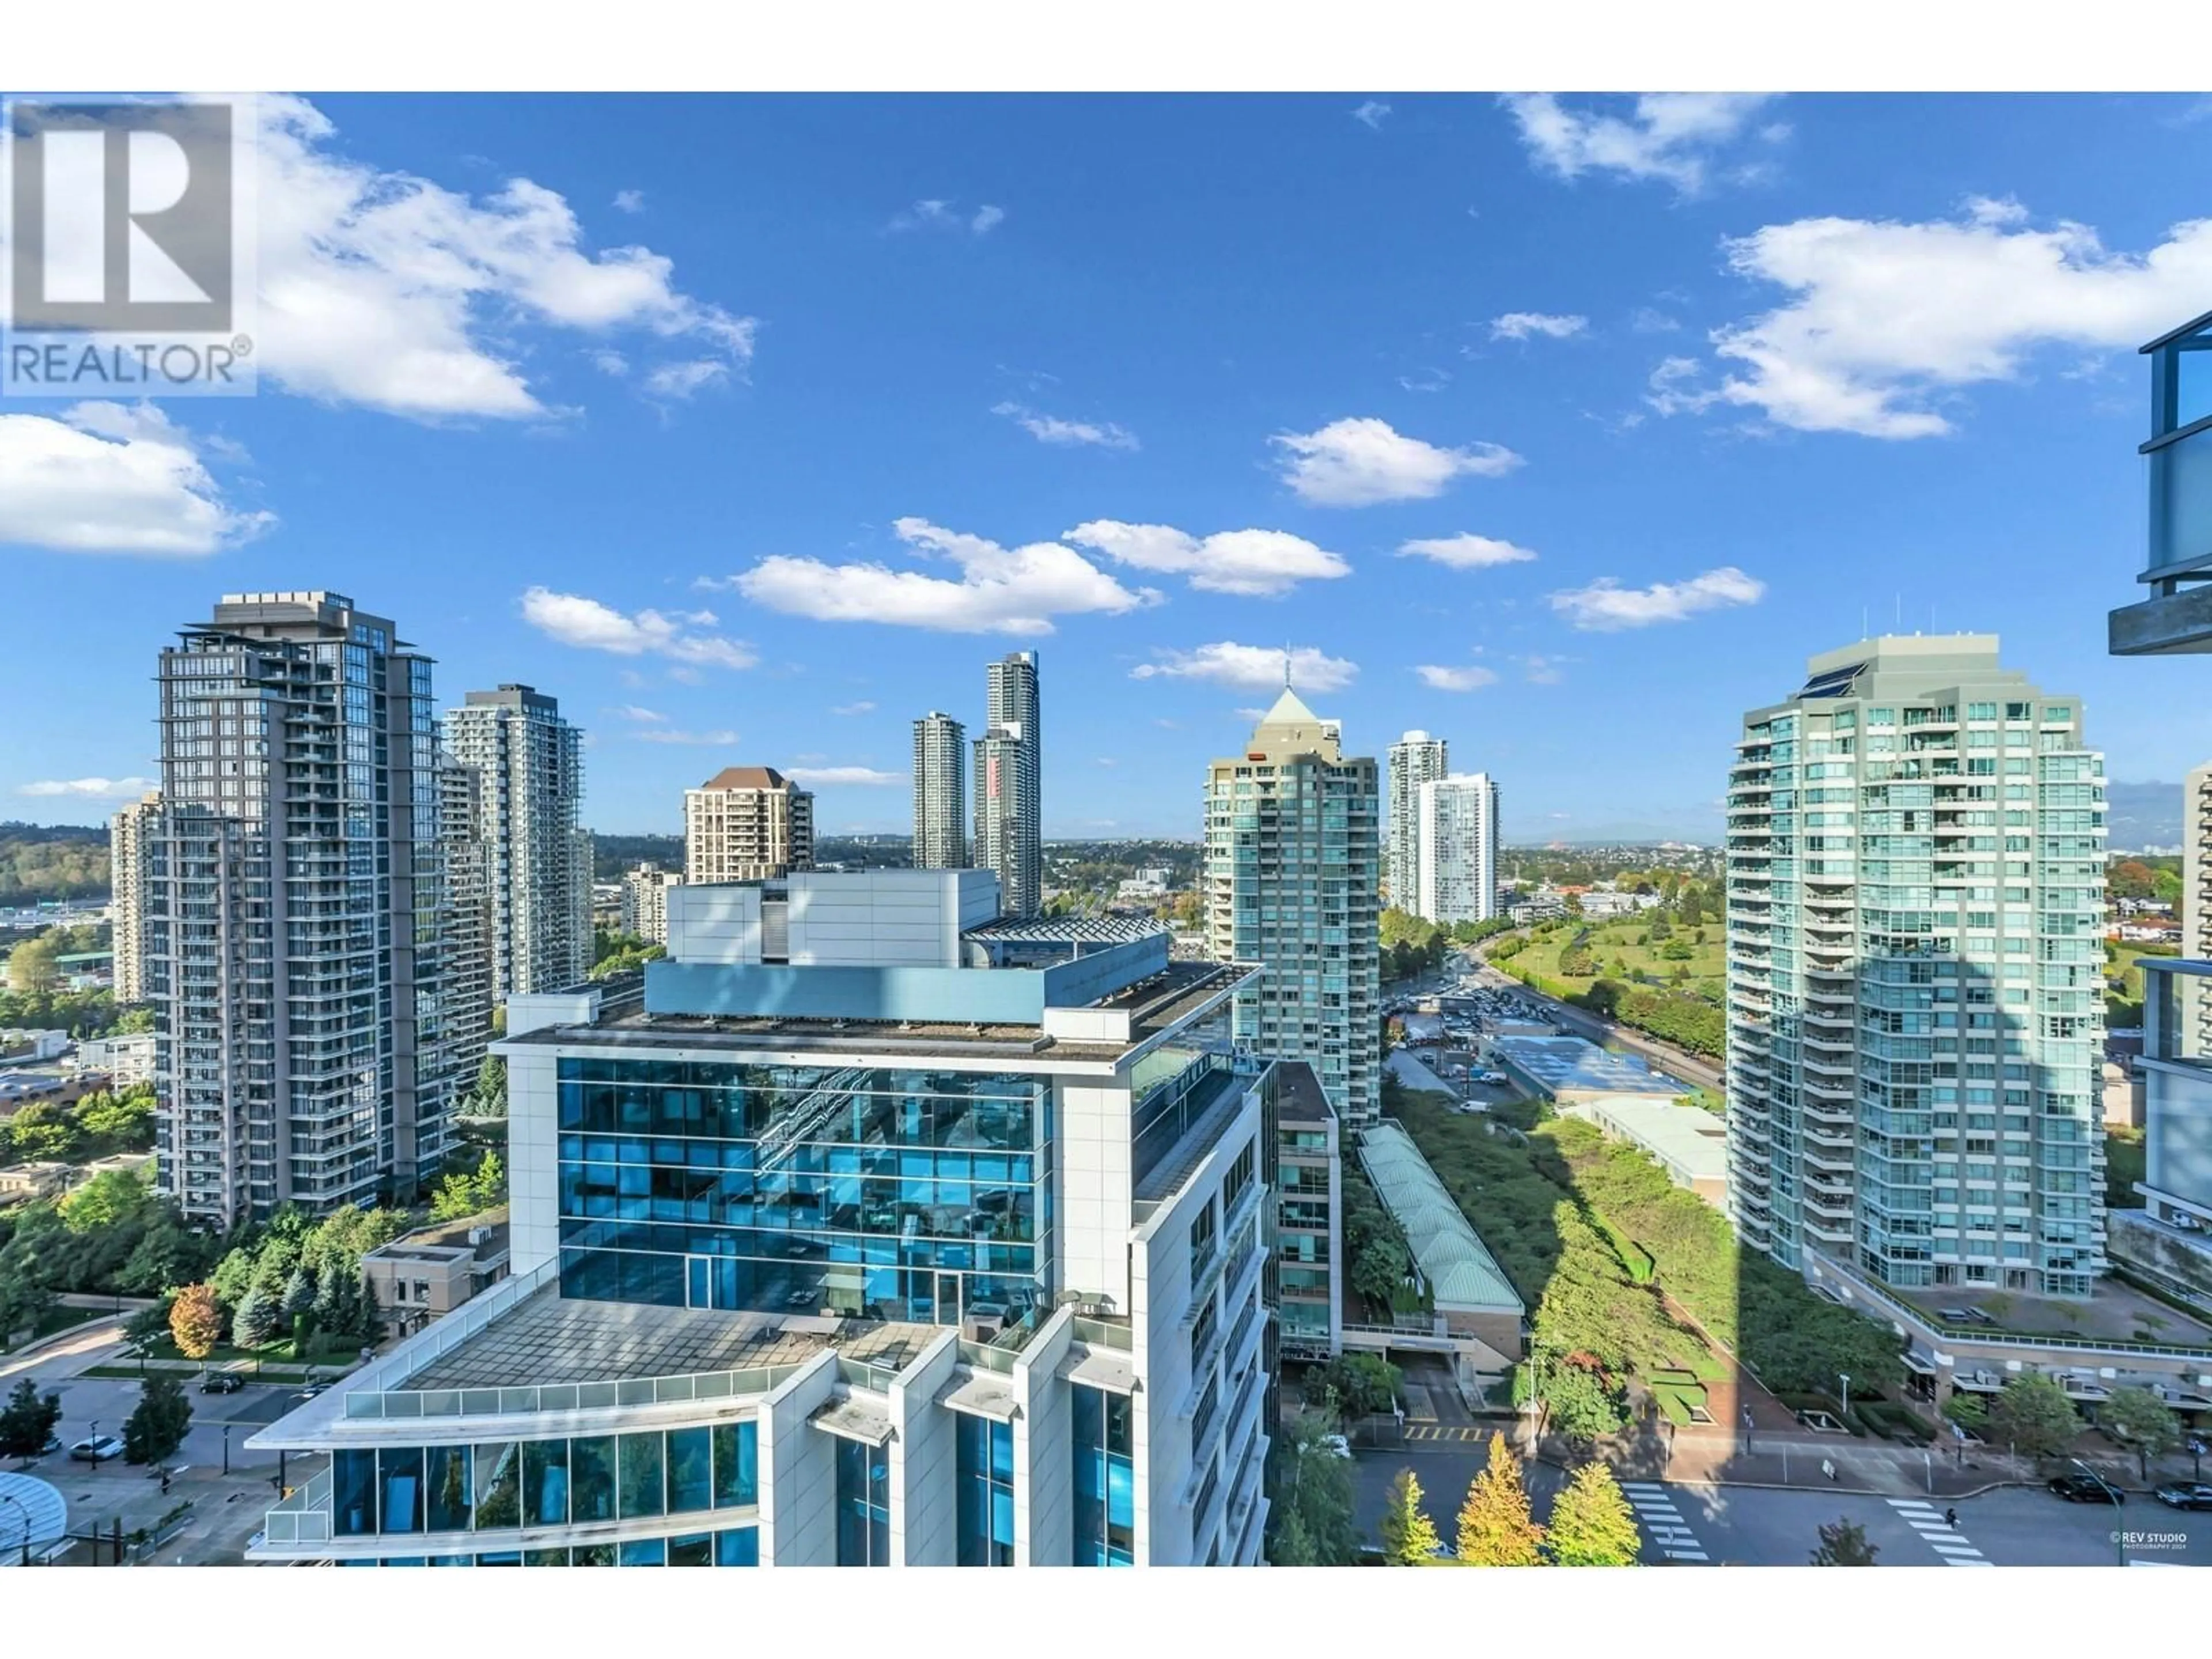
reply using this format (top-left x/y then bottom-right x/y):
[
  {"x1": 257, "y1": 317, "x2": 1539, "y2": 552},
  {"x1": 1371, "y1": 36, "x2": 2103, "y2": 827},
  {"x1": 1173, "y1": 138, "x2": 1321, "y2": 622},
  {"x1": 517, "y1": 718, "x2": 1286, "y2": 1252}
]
[
  {"x1": 1321, "y1": 1434, "x2": 1352, "y2": 1459},
  {"x1": 69, "y1": 1435, "x2": 124, "y2": 1463},
  {"x1": 200, "y1": 1371, "x2": 245, "y2": 1395},
  {"x1": 2153, "y1": 1481, "x2": 2212, "y2": 1511},
  {"x1": 2047, "y1": 1471, "x2": 2126, "y2": 1505}
]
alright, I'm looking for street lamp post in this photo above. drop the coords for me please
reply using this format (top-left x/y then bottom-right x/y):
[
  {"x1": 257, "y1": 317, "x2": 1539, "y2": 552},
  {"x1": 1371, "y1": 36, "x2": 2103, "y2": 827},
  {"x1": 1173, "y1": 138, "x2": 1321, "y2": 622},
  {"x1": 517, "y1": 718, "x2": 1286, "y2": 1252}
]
[
  {"x1": 1839, "y1": 1372, "x2": 1851, "y2": 1419},
  {"x1": 2072, "y1": 1459, "x2": 2125, "y2": 1567}
]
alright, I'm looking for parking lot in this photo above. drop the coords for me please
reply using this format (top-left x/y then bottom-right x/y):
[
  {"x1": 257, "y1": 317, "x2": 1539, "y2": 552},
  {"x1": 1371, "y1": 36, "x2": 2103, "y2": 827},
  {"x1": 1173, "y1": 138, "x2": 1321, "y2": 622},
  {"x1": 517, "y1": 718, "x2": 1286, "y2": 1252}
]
[{"x1": 1386, "y1": 967, "x2": 1556, "y2": 1111}]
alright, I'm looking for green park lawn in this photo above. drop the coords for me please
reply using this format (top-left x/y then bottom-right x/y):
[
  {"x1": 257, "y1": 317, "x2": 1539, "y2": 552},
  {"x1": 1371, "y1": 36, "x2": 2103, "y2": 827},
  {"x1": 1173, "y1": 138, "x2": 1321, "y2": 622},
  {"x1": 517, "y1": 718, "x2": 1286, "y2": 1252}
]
[{"x1": 1511, "y1": 915, "x2": 1727, "y2": 1001}]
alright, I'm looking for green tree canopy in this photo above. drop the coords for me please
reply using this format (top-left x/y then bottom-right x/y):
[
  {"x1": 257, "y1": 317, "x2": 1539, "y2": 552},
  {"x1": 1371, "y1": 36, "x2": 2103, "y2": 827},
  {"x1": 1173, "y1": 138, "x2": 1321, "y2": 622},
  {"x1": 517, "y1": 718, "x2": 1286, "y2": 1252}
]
[
  {"x1": 2100, "y1": 1385, "x2": 2181, "y2": 1478},
  {"x1": 1455, "y1": 1432, "x2": 1546, "y2": 1565},
  {"x1": 1987, "y1": 1373, "x2": 2081, "y2": 1461},
  {"x1": 1810, "y1": 1517, "x2": 1878, "y2": 1565},
  {"x1": 122, "y1": 1374, "x2": 192, "y2": 1467},
  {"x1": 1545, "y1": 1461, "x2": 1641, "y2": 1566},
  {"x1": 1380, "y1": 1467, "x2": 1443, "y2": 1565}
]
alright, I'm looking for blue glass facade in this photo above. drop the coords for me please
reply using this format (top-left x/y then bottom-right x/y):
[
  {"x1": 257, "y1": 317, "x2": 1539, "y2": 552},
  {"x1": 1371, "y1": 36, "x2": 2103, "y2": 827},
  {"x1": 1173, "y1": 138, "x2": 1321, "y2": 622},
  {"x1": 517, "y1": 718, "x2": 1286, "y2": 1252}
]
[
  {"x1": 556, "y1": 1057, "x2": 1052, "y2": 1322},
  {"x1": 330, "y1": 1422, "x2": 756, "y2": 1539},
  {"x1": 834, "y1": 1436, "x2": 891, "y2": 1566},
  {"x1": 344, "y1": 1529, "x2": 757, "y2": 1566},
  {"x1": 1070, "y1": 1383, "x2": 1134, "y2": 1567},
  {"x1": 955, "y1": 1413, "x2": 1016, "y2": 1566}
]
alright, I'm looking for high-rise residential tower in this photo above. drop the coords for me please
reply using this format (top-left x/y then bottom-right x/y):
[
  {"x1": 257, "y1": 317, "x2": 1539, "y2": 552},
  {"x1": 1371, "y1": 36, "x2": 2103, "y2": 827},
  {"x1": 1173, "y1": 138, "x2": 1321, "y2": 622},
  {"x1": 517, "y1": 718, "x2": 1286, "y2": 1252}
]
[
  {"x1": 974, "y1": 652, "x2": 1041, "y2": 916},
  {"x1": 443, "y1": 685, "x2": 592, "y2": 1000},
  {"x1": 1385, "y1": 730, "x2": 1448, "y2": 909},
  {"x1": 619, "y1": 861, "x2": 685, "y2": 946},
  {"x1": 685, "y1": 767, "x2": 815, "y2": 883},
  {"x1": 143, "y1": 591, "x2": 464, "y2": 1224},
  {"x1": 1725, "y1": 635, "x2": 2107, "y2": 1297},
  {"x1": 109, "y1": 790, "x2": 162, "y2": 1005},
  {"x1": 1414, "y1": 772, "x2": 1501, "y2": 926},
  {"x1": 1205, "y1": 689, "x2": 1382, "y2": 1126},
  {"x1": 912, "y1": 710, "x2": 968, "y2": 869}
]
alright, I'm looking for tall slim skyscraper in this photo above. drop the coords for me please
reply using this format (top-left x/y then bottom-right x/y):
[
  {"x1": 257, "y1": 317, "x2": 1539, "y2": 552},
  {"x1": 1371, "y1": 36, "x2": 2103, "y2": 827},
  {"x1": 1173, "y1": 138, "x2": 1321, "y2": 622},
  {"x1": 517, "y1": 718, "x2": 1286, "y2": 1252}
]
[
  {"x1": 974, "y1": 651, "x2": 1041, "y2": 916},
  {"x1": 430, "y1": 756, "x2": 495, "y2": 1111},
  {"x1": 685, "y1": 767, "x2": 815, "y2": 882},
  {"x1": 1386, "y1": 731, "x2": 1449, "y2": 908},
  {"x1": 1414, "y1": 772, "x2": 1500, "y2": 925},
  {"x1": 1725, "y1": 635, "x2": 2107, "y2": 1296},
  {"x1": 443, "y1": 685, "x2": 592, "y2": 1000},
  {"x1": 109, "y1": 790, "x2": 162, "y2": 1005},
  {"x1": 912, "y1": 710, "x2": 968, "y2": 869},
  {"x1": 1205, "y1": 688, "x2": 1381, "y2": 1125},
  {"x1": 2181, "y1": 760, "x2": 2212, "y2": 1058},
  {"x1": 145, "y1": 591, "x2": 462, "y2": 1224}
]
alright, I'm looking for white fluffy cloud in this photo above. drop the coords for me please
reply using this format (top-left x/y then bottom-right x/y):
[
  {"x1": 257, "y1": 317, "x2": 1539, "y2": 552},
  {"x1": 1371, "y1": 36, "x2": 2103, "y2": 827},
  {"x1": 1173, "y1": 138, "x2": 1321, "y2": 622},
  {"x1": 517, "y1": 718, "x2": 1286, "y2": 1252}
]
[
  {"x1": 1352, "y1": 100, "x2": 1392, "y2": 130},
  {"x1": 1659, "y1": 200, "x2": 2212, "y2": 438},
  {"x1": 643, "y1": 360, "x2": 729, "y2": 400},
  {"x1": 785, "y1": 766, "x2": 903, "y2": 787},
  {"x1": 248, "y1": 96, "x2": 753, "y2": 420},
  {"x1": 887, "y1": 199, "x2": 1004, "y2": 236},
  {"x1": 1550, "y1": 567, "x2": 1765, "y2": 630},
  {"x1": 19, "y1": 777, "x2": 155, "y2": 798},
  {"x1": 1271, "y1": 417, "x2": 1522, "y2": 506},
  {"x1": 1064, "y1": 520, "x2": 1350, "y2": 597},
  {"x1": 1130, "y1": 642, "x2": 1358, "y2": 693},
  {"x1": 609, "y1": 704, "x2": 666, "y2": 722},
  {"x1": 1396, "y1": 533, "x2": 1537, "y2": 570},
  {"x1": 991, "y1": 402, "x2": 1138, "y2": 450},
  {"x1": 732, "y1": 518, "x2": 1157, "y2": 635},
  {"x1": 1414, "y1": 664, "x2": 1500, "y2": 691},
  {"x1": 1500, "y1": 93, "x2": 1782, "y2": 192},
  {"x1": 831, "y1": 701, "x2": 876, "y2": 715},
  {"x1": 1490, "y1": 312, "x2": 1588, "y2": 342},
  {"x1": 0, "y1": 402, "x2": 272, "y2": 555},
  {"x1": 520, "y1": 588, "x2": 756, "y2": 668}
]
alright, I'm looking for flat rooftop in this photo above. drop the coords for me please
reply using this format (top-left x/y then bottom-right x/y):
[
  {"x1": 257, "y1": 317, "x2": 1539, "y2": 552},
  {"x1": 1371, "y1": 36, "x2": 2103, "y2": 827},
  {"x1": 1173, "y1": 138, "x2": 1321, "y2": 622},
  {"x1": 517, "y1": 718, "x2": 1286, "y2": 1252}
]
[
  {"x1": 402, "y1": 1287, "x2": 941, "y2": 1391},
  {"x1": 1572, "y1": 1094, "x2": 1728, "y2": 1183},
  {"x1": 1490, "y1": 1034, "x2": 1687, "y2": 1099},
  {"x1": 504, "y1": 958, "x2": 1245, "y2": 1063},
  {"x1": 1274, "y1": 1059, "x2": 1335, "y2": 1126}
]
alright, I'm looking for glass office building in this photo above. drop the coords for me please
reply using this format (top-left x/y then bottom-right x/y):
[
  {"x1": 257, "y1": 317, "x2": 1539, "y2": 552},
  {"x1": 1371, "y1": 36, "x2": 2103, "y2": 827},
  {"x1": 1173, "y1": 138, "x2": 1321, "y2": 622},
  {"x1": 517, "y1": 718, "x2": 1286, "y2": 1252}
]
[
  {"x1": 1725, "y1": 636, "x2": 2108, "y2": 1297},
  {"x1": 249, "y1": 870, "x2": 1277, "y2": 1567}
]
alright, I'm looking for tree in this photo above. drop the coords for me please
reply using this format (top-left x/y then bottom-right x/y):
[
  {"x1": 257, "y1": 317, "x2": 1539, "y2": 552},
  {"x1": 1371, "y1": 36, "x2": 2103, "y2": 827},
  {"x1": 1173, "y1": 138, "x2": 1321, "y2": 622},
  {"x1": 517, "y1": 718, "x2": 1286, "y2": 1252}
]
[
  {"x1": 1311, "y1": 1353, "x2": 1401, "y2": 1419},
  {"x1": 169, "y1": 1282, "x2": 222, "y2": 1361},
  {"x1": 0, "y1": 1270, "x2": 56, "y2": 1346},
  {"x1": 1539, "y1": 1362, "x2": 1626, "y2": 1445},
  {"x1": 0, "y1": 1377, "x2": 62, "y2": 1461},
  {"x1": 281, "y1": 1264, "x2": 318, "y2": 1324},
  {"x1": 1455, "y1": 1431, "x2": 1546, "y2": 1565},
  {"x1": 230, "y1": 1284, "x2": 279, "y2": 1350},
  {"x1": 6, "y1": 933, "x2": 61, "y2": 997},
  {"x1": 122, "y1": 1374, "x2": 191, "y2": 1467},
  {"x1": 58, "y1": 1166, "x2": 154, "y2": 1233},
  {"x1": 355, "y1": 1275, "x2": 384, "y2": 1344},
  {"x1": 2100, "y1": 1385, "x2": 2182, "y2": 1479},
  {"x1": 1379, "y1": 1467, "x2": 1443, "y2": 1565},
  {"x1": 1275, "y1": 1413, "x2": 1360, "y2": 1566},
  {"x1": 124, "y1": 1299, "x2": 173, "y2": 1351},
  {"x1": 1349, "y1": 1234, "x2": 1411, "y2": 1307},
  {"x1": 1268, "y1": 1508, "x2": 1318, "y2": 1566},
  {"x1": 1809, "y1": 1517, "x2": 1878, "y2": 1565},
  {"x1": 1987, "y1": 1373, "x2": 2081, "y2": 1461},
  {"x1": 471, "y1": 1054, "x2": 508, "y2": 1117},
  {"x1": 1942, "y1": 1392, "x2": 1987, "y2": 1431},
  {"x1": 1544, "y1": 1461, "x2": 1641, "y2": 1566}
]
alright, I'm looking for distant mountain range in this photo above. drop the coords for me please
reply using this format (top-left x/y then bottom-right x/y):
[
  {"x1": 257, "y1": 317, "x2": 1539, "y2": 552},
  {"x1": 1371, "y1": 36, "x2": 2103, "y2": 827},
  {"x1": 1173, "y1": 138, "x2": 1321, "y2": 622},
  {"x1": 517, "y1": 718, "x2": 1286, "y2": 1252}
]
[{"x1": 2107, "y1": 781, "x2": 2183, "y2": 850}]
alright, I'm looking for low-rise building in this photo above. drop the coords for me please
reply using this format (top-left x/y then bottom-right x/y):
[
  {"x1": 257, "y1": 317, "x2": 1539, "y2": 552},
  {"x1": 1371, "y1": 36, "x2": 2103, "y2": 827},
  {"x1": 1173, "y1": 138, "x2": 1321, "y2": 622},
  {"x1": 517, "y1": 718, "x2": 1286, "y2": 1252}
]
[
  {"x1": 1354, "y1": 1121, "x2": 1523, "y2": 1371},
  {"x1": 244, "y1": 870, "x2": 1278, "y2": 1568},
  {"x1": 363, "y1": 1214, "x2": 514, "y2": 1338},
  {"x1": 0, "y1": 1029, "x2": 69, "y2": 1065},
  {"x1": 0, "y1": 1161, "x2": 71, "y2": 1204},
  {"x1": 74, "y1": 1032, "x2": 157, "y2": 1091},
  {"x1": 1562, "y1": 1094, "x2": 1728, "y2": 1206},
  {"x1": 1486, "y1": 1033, "x2": 1688, "y2": 1105}
]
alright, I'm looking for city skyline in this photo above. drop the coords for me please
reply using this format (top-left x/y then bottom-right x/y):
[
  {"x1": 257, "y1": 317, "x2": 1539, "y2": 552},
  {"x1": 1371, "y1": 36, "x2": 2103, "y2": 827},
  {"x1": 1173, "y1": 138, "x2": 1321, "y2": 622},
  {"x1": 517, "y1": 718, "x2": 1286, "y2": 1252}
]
[{"x1": 12, "y1": 95, "x2": 2212, "y2": 844}]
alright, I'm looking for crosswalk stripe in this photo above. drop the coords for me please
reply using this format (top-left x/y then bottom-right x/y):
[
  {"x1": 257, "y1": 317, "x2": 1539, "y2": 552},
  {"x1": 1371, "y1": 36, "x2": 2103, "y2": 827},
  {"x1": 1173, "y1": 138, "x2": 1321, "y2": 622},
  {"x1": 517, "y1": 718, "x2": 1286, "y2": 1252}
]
[
  {"x1": 1664, "y1": 1550, "x2": 1709, "y2": 1562},
  {"x1": 1930, "y1": 1542, "x2": 1980, "y2": 1555},
  {"x1": 1621, "y1": 1483, "x2": 1666, "y2": 1493},
  {"x1": 1888, "y1": 1498, "x2": 1934, "y2": 1510},
  {"x1": 1947, "y1": 1558, "x2": 1994, "y2": 1567}
]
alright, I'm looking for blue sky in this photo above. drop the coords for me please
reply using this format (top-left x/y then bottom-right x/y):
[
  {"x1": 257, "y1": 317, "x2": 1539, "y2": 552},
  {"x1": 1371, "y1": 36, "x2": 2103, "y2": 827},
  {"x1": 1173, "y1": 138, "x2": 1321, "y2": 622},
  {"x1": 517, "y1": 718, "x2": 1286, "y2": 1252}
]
[{"x1": 8, "y1": 91, "x2": 2212, "y2": 840}]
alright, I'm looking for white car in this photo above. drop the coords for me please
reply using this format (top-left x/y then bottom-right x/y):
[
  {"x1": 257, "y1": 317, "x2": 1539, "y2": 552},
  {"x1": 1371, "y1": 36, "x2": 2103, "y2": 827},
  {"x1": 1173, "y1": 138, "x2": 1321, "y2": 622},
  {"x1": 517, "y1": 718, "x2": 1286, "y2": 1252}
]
[{"x1": 1321, "y1": 1434, "x2": 1353, "y2": 1459}]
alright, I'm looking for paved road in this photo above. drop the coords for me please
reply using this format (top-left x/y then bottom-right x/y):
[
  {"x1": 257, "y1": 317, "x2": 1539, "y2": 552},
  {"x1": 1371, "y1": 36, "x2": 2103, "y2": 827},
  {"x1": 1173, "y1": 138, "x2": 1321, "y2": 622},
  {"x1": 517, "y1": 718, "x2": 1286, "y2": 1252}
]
[
  {"x1": 5, "y1": 1312, "x2": 319, "y2": 1562},
  {"x1": 1349, "y1": 1444, "x2": 2212, "y2": 1566}
]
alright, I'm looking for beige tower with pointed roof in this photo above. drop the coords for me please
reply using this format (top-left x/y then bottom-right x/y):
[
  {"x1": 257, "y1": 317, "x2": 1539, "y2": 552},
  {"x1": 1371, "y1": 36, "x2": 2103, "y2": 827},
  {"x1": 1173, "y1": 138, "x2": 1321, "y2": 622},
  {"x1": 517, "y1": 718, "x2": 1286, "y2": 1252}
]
[{"x1": 1203, "y1": 687, "x2": 1382, "y2": 1125}]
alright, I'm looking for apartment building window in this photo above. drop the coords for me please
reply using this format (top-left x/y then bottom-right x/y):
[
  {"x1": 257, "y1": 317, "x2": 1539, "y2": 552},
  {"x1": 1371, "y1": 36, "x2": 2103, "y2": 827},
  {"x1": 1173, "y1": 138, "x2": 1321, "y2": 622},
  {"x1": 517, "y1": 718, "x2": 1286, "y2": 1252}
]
[
  {"x1": 835, "y1": 1435, "x2": 891, "y2": 1567},
  {"x1": 1071, "y1": 1383, "x2": 1135, "y2": 1567},
  {"x1": 956, "y1": 1414, "x2": 1016, "y2": 1566}
]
